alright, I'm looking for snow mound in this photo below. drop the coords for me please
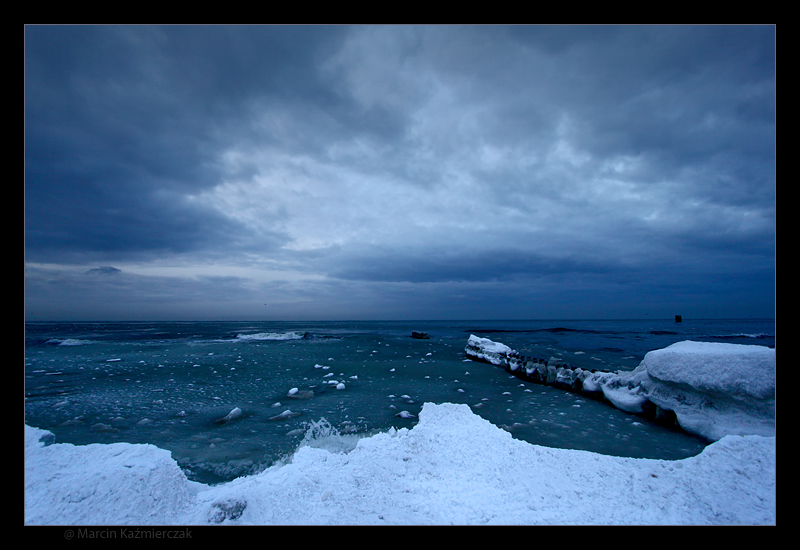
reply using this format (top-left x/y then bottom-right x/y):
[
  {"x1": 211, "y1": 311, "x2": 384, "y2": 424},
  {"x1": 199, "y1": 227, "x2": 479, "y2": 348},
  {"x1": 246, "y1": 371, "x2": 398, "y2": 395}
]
[
  {"x1": 465, "y1": 334, "x2": 514, "y2": 366},
  {"x1": 640, "y1": 341, "x2": 775, "y2": 400},
  {"x1": 24, "y1": 425, "x2": 193, "y2": 525},
  {"x1": 466, "y1": 334, "x2": 775, "y2": 442},
  {"x1": 590, "y1": 341, "x2": 775, "y2": 441},
  {"x1": 25, "y1": 402, "x2": 774, "y2": 525}
]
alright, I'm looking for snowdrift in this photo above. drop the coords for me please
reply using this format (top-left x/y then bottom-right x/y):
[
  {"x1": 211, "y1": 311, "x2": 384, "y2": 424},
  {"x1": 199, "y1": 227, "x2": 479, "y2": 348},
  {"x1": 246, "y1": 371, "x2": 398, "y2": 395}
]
[
  {"x1": 26, "y1": 401, "x2": 774, "y2": 525},
  {"x1": 597, "y1": 341, "x2": 775, "y2": 441}
]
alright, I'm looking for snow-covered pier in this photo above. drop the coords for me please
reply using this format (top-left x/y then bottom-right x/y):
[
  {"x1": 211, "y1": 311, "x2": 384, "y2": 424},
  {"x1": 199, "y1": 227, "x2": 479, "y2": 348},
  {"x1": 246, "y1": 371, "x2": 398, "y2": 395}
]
[{"x1": 465, "y1": 334, "x2": 776, "y2": 442}]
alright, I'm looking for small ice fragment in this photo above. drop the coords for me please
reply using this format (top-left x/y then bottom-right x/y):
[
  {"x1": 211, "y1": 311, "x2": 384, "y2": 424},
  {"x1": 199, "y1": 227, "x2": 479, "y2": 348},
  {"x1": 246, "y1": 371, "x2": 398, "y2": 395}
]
[{"x1": 216, "y1": 407, "x2": 243, "y2": 424}]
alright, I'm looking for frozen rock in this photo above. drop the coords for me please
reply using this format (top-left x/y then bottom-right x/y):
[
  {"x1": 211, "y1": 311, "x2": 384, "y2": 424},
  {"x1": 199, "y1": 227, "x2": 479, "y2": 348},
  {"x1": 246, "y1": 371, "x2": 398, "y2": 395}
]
[{"x1": 209, "y1": 498, "x2": 247, "y2": 523}]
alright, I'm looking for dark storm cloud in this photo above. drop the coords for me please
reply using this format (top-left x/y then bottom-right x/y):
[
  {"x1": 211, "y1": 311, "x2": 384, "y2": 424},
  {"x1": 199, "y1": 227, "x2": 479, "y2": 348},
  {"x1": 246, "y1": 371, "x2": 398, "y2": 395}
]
[
  {"x1": 24, "y1": 25, "x2": 345, "y2": 263},
  {"x1": 325, "y1": 246, "x2": 623, "y2": 284},
  {"x1": 24, "y1": 25, "x2": 775, "y2": 320},
  {"x1": 85, "y1": 266, "x2": 121, "y2": 275},
  {"x1": 25, "y1": 263, "x2": 269, "y2": 320}
]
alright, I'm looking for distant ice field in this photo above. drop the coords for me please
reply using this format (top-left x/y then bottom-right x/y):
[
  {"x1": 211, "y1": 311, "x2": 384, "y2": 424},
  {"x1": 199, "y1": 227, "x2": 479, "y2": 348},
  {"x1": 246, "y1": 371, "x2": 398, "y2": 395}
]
[{"x1": 24, "y1": 319, "x2": 773, "y2": 484}]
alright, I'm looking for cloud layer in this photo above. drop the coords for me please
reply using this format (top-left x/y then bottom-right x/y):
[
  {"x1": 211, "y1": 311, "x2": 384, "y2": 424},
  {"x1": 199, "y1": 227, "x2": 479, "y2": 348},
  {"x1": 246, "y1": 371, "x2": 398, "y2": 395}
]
[{"x1": 25, "y1": 25, "x2": 775, "y2": 320}]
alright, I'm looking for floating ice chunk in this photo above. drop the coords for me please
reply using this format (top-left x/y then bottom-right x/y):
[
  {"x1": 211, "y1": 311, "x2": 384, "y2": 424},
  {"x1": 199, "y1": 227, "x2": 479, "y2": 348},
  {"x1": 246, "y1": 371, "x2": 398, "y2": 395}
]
[
  {"x1": 395, "y1": 411, "x2": 416, "y2": 418},
  {"x1": 269, "y1": 410, "x2": 300, "y2": 421},
  {"x1": 287, "y1": 388, "x2": 298, "y2": 396},
  {"x1": 287, "y1": 390, "x2": 314, "y2": 400},
  {"x1": 216, "y1": 407, "x2": 243, "y2": 424}
]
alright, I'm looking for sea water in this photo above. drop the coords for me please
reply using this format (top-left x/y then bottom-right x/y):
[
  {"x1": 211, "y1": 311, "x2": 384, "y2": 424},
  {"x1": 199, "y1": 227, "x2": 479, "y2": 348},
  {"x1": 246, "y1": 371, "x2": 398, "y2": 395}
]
[{"x1": 24, "y1": 319, "x2": 774, "y2": 485}]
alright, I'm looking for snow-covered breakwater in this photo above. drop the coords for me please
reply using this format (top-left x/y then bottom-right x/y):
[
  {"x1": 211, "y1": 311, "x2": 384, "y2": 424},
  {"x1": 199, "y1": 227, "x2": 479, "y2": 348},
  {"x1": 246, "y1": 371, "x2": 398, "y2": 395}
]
[{"x1": 465, "y1": 335, "x2": 776, "y2": 442}]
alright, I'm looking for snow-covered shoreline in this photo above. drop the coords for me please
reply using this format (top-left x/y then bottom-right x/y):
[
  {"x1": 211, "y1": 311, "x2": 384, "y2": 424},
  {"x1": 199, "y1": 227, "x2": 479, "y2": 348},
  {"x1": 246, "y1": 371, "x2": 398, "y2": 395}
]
[{"x1": 25, "y1": 339, "x2": 776, "y2": 525}]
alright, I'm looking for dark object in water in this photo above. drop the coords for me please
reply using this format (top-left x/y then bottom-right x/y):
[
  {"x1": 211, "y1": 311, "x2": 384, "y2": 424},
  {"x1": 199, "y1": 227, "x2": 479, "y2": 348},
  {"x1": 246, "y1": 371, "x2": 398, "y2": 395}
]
[
  {"x1": 411, "y1": 331, "x2": 430, "y2": 339},
  {"x1": 675, "y1": 315, "x2": 682, "y2": 323}
]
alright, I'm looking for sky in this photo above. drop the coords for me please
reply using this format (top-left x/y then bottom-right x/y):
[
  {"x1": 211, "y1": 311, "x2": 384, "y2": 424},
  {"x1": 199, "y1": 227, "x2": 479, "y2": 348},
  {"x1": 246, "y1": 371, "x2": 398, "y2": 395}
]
[{"x1": 24, "y1": 25, "x2": 775, "y2": 322}]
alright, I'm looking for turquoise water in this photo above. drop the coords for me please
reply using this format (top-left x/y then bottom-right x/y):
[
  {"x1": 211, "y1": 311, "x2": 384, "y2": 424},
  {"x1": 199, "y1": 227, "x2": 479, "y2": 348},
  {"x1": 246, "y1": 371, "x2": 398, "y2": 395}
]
[{"x1": 24, "y1": 319, "x2": 774, "y2": 484}]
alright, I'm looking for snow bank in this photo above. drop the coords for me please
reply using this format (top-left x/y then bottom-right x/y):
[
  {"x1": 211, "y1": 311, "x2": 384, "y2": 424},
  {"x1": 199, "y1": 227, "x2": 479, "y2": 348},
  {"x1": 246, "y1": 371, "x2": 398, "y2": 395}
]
[
  {"x1": 25, "y1": 402, "x2": 774, "y2": 525},
  {"x1": 25, "y1": 425, "x2": 193, "y2": 525},
  {"x1": 600, "y1": 341, "x2": 776, "y2": 441},
  {"x1": 466, "y1": 336, "x2": 776, "y2": 442}
]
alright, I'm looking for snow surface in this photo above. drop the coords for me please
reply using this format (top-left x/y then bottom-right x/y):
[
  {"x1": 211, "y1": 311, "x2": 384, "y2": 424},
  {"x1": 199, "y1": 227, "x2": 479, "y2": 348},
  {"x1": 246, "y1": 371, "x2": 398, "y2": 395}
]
[
  {"x1": 25, "y1": 340, "x2": 776, "y2": 525},
  {"x1": 589, "y1": 341, "x2": 776, "y2": 442},
  {"x1": 26, "y1": 402, "x2": 774, "y2": 525}
]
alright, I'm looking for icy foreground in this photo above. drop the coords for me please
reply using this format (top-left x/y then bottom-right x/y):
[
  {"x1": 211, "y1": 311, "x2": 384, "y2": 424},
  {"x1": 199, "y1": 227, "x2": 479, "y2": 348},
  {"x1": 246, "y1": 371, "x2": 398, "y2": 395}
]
[
  {"x1": 25, "y1": 340, "x2": 776, "y2": 525},
  {"x1": 26, "y1": 401, "x2": 774, "y2": 525}
]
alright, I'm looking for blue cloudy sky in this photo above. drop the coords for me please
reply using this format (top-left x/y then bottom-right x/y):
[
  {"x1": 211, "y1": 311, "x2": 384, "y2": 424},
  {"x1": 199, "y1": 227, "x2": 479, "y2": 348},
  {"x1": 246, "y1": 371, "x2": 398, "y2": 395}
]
[{"x1": 24, "y1": 25, "x2": 775, "y2": 321}]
